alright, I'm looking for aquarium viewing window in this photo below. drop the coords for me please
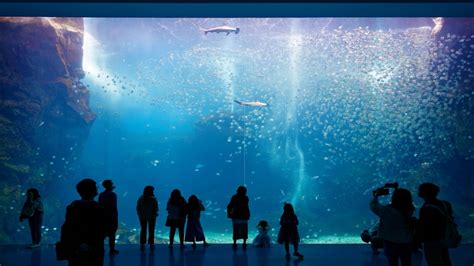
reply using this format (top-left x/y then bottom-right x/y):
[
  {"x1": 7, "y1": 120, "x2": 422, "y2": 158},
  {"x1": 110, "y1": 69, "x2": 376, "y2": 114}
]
[{"x1": 0, "y1": 2, "x2": 473, "y2": 245}]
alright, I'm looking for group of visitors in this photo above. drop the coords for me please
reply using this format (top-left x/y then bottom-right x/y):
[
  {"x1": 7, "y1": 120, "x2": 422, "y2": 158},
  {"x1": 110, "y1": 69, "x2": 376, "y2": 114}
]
[
  {"x1": 136, "y1": 186, "x2": 209, "y2": 251},
  {"x1": 367, "y1": 182, "x2": 460, "y2": 266},
  {"x1": 18, "y1": 179, "x2": 459, "y2": 266}
]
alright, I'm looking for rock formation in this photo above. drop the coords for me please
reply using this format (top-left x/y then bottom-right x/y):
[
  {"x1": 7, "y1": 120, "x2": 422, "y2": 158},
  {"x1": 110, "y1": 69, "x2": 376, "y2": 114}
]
[{"x1": 0, "y1": 17, "x2": 94, "y2": 243}]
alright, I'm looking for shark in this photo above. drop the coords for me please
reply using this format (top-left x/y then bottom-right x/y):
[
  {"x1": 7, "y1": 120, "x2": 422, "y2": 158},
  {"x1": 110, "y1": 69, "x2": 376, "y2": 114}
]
[
  {"x1": 234, "y1": 100, "x2": 268, "y2": 107},
  {"x1": 202, "y1": 26, "x2": 240, "y2": 35}
]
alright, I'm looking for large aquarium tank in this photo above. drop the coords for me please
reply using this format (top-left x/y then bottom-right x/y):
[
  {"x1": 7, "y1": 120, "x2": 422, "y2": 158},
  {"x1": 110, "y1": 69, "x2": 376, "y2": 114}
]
[{"x1": 0, "y1": 17, "x2": 473, "y2": 244}]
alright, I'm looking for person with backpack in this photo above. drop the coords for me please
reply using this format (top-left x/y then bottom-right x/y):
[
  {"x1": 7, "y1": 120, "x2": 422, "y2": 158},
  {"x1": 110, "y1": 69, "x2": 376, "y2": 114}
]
[
  {"x1": 58, "y1": 178, "x2": 105, "y2": 266},
  {"x1": 417, "y1": 183, "x2": 461, "y2": 266}
]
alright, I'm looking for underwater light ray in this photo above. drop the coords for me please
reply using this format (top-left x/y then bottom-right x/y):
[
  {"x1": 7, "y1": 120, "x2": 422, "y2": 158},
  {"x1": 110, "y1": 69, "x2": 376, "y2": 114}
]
[
  {"x1": 83, "y1": 20, "x2": 121, "y2": 101},
  {"x1": 286, "y1": 19, "x2": 307, "y2": 207}
]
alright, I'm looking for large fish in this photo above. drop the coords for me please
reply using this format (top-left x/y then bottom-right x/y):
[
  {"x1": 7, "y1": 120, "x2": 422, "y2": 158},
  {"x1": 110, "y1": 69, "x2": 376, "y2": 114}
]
[
  {"x1": 234, "y1": 100, "x2": 268, "y2": 107},
  {"x1": 202, "y1": 26, "x2": 240, "y2": 35}
]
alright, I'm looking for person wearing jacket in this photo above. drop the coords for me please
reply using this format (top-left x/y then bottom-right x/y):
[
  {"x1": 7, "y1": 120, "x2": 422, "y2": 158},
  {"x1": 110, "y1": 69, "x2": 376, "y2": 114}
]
[
  {"x1": 136, "y1": 186, "x2": 159, "y2": 251},
  {"x1": 20, "y1": 188, "x2": 44, "y2": 249},
  {"x1": 370, "y1": 188, "x2": 415, "y2": 266},
  {"x1": 227, "y1": 186, "x2": 250, "y2": 249}
]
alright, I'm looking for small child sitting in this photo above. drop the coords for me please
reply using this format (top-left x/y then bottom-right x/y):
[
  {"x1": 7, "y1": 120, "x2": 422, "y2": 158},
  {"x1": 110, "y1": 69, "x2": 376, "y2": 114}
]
[{"x1": 252, "y1": 220, "x2": 271, "y2": 248}]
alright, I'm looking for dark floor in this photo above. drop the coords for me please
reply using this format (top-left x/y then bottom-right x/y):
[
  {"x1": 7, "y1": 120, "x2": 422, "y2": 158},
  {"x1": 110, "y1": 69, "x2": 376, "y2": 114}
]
[{"x1": 0, "y1": 244, "x2": 473, "y2": 266}]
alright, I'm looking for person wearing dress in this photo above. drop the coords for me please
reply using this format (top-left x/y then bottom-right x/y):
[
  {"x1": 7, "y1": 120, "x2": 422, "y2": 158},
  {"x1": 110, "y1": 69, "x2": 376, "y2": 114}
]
[
  {"x1": 277, "y1": 203, "x2": 303, "y2": 259},
  {"x1": 184, "y1": 195, "x2": 210, "y2": 248},
  {"x1": 227, "y1": 186, "x2": 250, "y2": 249}
]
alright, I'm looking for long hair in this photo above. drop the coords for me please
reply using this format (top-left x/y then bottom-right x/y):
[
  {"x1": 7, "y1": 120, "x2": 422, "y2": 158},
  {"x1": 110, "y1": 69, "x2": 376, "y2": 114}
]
[
  {"x1": 391, "y1": 188, "x2": 414, "y2": 217},
  {"x1": 27, "y1": 188, "x2": 40, "y2": 200},
  {"x1": 169, "y1": 189, "x2": 183, "y2": 204},
  {"x1": 188, "y1": 195, "x2": 200, "y2": 209},
  {"x1": 282, "y1": 203, "x2": 296, "y2": 219}
]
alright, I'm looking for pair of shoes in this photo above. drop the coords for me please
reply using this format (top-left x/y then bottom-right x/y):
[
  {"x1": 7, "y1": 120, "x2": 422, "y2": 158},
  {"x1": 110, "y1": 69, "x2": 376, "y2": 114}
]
[
  {"x1": 168, "y1": 244, "x2": 173, "y2": 249},
  {"x1": 285, "y1": 253, "x2": 291, "y2": 260},
  {"x1": 242, "y1": 243, "x2": 247, "y2": 250},
  {"x1": 293, "y1": 251, "x2": 304, "y2": 259},
  {"x1": 203, "y1": 242, "x2": 210, "y2": 247},
  {"x1": 150, "y1": 244, "x2": 155, "y2": 251},
  {"x1": 109, "y1": 249, "x2": 119, "y2": 255},
  {"x1": 140, "y1": 245, "x2": 145, "y2": 252}
]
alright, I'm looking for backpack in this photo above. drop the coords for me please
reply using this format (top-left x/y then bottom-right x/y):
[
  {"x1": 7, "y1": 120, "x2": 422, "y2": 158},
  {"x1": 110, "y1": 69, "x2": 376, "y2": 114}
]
[{"x1": 424, "y1": 202, "x2": 462, "y2": 248}]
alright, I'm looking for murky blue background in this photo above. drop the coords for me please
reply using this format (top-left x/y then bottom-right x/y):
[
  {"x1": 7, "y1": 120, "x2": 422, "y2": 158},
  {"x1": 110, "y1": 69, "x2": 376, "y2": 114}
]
[{"x1": 21, "y1": 18, "x2": 474, "y2": 244}]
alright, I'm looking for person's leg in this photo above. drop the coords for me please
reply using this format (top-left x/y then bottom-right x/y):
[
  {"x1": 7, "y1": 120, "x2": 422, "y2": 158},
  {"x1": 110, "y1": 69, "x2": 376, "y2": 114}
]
[
  {"x1": 423, "y1": 243, "x2": 444, "y2": 266},
  {"x1": 384, "y1": 241, "x2": 400, "y2": 266},
  {"x1": 243, "y1": 223, "x2": 248, "y2": 248},
  {"x1": 109, "y1": 221, "x2": 118, "y2": 252},
  {"x1": 441, "y1": 248, "x2": 452, "y2": 266},
  {"x1": 399, "y1": 243, "x2": 412, "y2": 266},
  {"x1": 170, "y1": 226, "x2": 177, "y2": 245},
  {"x1": 28, "y1": 217, "x2": 35, "y2": 245},
  {"x1": 284, "y1": 241, "x2": 290, "y2": 254},
  {"x1": 36, "y1": 213, "x2": 43, "y2": 244},
  {"x1": 293, "y1": 243, "x2": 304, "y2": 258},
  {"x1": 148, "y1": 218, "x2": 156, "y2": 245},
  {"x1": 139, "y1": 218, "x2": 147, "y2": 245},
  {"x1": 108, "y1": 232, "x2": 114, "y2": 251},
  {"x1": 232, "y1": 222, "x2": 238, "y2": 248},
  {"x1": 178, "y1": 224, "x2": 184, "y2": 245}
]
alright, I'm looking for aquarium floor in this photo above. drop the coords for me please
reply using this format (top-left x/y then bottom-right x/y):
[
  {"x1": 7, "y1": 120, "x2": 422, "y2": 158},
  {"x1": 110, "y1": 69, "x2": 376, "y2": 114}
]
[{"x1": 0, "y1": 244, "x2": 473, "y2": 266}]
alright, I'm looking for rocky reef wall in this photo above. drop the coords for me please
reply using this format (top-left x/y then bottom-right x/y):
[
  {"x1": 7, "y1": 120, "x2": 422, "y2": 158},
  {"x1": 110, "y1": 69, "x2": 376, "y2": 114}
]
[{"x1": 0, "y1": 17, "x2": 94, "y2": 243}]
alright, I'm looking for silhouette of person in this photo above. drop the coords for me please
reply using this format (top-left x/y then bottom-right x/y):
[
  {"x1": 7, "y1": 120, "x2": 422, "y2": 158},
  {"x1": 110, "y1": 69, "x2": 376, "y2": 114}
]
[
  {"x1": 184, "y1": 195, "x2": 210, "y2": 248},
  {"x1": 136, "y1": 186, "x2": 159, "y2": 251},
  {"x1": 370, "y1": 188, "x2": 415, "y2": 266},
  {"x1": 417, "y1": 183, "x2": 453, "y2": 266},
  {"x1": 60, "y1": 178, "x2": 105, "y2": 266},
  {"x1": 166, "y1": 189, "x2": 188, "y2": 248},
  {"x1": 277, "y1": 203, "x2": 303, "y2": 259},
  {"x1": 253, "y1": 220, "x2": 271, "y2": 248},
  {"x1": 20, "y1": 188, "x2": 44, "y2": 249},
  {"x1": 98, "y1": 180, "x2": 119, "y2": 255},
  {"x1": 227, "y1": 186, "x2": 250, "y2": 249}
]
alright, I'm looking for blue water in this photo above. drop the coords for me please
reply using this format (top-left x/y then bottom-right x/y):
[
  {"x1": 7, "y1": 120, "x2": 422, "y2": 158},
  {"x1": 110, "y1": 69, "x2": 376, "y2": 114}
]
[{"x1": 18, "y1": 18, "x2": 474, "y2": 244}]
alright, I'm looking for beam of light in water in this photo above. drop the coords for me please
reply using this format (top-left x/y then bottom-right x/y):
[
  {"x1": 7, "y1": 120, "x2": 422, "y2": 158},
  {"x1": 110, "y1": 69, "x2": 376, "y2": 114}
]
[
  {"x1": 83, "y1": 19, "x2": 121, "y2": 101},
  {"x1": 221, "y1": 32, "x2": 236, "y2": 113},
  {"x1": 286, "y1": 19, "x2": 307, "y2": 207}
]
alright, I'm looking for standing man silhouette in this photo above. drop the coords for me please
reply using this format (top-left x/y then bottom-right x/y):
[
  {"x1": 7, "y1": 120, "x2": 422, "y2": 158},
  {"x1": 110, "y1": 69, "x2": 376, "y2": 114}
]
[{"x1": 99, "y1": 180, "x2": 119, "y2": 255}]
